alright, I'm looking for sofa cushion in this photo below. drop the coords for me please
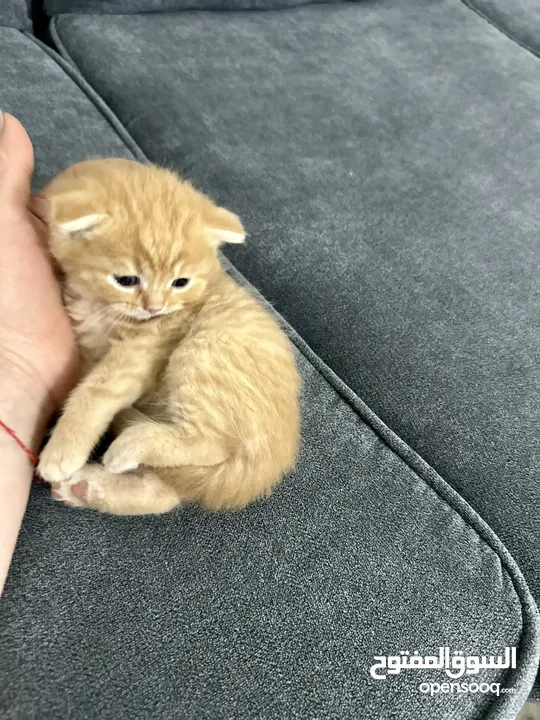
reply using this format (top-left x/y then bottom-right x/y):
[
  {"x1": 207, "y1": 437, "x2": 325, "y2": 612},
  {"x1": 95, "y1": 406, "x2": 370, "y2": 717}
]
[
  {"x1": 0, "y1": 29, "x2": 135, "y2": 189},
  {"x1": 51, "y1": 0, "x2": 540, "y2": 639},
  {"x1": 44, "y1": 0, "x2": 340, "y2": 16},
  {"x1": 0, "y1": 0, "x2": 30, "y2": 28},
  {"x1": 1, "y1": 25, "x2": 539, "y2": 720},
  {"x1": 465, "y1": 0, "x2": 540, "y2": 56},
  {"x1": 3, "y1": 274, "x2": 539, "y2": 719}
]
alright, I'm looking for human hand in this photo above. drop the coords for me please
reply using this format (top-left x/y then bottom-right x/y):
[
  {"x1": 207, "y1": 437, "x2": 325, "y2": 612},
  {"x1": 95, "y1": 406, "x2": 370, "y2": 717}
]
[
  {"x1": 0, "y1": 111, "x2": 80, "y2": 594},
  {"x1": 0, "y1": 112, "x2": 79, "y2": 450}
]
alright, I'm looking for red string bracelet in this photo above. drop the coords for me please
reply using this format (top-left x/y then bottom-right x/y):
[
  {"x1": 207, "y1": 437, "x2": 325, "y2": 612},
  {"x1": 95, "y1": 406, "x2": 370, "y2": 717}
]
[{"x1": 0, "y1": 418, "x2": 40, "y2": 467}]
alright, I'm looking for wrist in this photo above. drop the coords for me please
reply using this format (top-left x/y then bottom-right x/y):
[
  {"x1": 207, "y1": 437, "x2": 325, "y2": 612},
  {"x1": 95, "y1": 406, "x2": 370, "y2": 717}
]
[{"x1": 0, "y1": 356, "x2": 54, "y2": 456}]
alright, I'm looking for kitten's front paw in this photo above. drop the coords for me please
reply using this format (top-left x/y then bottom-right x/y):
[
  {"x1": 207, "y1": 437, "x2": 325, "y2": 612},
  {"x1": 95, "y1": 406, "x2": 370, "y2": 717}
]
[
  {"x1": 103, "y1": 430, "x2": 142, "y2": 474},
  {"x1": 38, "y1": 438, "x2": 89, "y2": 484}
]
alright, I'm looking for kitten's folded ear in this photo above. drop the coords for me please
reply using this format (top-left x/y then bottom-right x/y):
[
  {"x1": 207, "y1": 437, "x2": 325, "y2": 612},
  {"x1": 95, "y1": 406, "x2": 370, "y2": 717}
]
[
  {"x1": 41, "y1": 188, "x2": 108, "y2": 238},
  {"x1": 205, "y1": 205, "x2": 246, "y2": 248},
  {"x1": 56, "y1": 212, "x2": 108, "y2": 237}
]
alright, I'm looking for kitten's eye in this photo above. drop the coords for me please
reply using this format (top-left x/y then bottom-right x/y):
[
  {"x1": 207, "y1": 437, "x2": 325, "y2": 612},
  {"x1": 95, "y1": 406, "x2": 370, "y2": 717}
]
[
  {"x1": 113, "y1": 275, "x2": 140, "y2": 288},
  {"x1": 171, "y1": 278, "x2": 190, "y2": 289}
]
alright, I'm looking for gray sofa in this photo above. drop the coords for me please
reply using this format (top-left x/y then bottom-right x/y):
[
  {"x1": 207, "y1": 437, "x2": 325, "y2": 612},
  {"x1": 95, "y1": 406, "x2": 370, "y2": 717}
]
[{"x1": 1, "y1": 1, "x2": 540, "y2": 718}]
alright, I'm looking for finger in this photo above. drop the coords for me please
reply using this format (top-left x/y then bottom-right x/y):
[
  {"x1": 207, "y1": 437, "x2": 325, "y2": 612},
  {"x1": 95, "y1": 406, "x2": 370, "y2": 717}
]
[
  {"x1": 28, "y1": 195, "x2": 49, "y2": 243},
  {"x1": 29, "y1": 194, "x2": 49, "y2": 225},
  {"x1": 0, "y1": 111, "x2": 35, "y2": 209}
]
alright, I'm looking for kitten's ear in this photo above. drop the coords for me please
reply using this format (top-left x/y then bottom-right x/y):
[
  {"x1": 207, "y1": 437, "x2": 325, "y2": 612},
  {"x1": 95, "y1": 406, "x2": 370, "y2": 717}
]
[
  {"x1": 206, "y1": 205, "x2": 245, "y2": 247},
  {"x1": 42, "y1": 190, "x2": 108, "y2": 238},
  {"x1": 57, "y1": 213, "x2": 107, "y2": 237}
]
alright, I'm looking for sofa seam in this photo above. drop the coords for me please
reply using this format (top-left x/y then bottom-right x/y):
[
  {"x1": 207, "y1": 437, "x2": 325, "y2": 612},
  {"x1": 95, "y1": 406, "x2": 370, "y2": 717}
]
[
  {"x1": 460, "y1": 0, "x2": 540, "y2": 60},
  {"x1": 36, "y1": 19, "x2": 540, "y2": 710},
  {"x1": 23, "y1": 30, "x2": 148, "y2": 163},
  {"x1": 272, "y1": 288, "x2": 540, "y2": 707}
]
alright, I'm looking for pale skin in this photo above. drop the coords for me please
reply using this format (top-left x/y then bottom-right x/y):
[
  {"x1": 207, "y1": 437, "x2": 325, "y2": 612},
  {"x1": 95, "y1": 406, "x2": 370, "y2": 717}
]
[{"x1": 0, "y1": 112, "x2": 79, "y2": 595}]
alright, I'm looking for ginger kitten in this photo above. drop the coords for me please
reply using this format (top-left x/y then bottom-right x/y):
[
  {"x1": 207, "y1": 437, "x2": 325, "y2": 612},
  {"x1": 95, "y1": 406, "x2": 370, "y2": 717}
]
[{"x1": 37, "y1": 158, "x2": 301, "y2": 515}]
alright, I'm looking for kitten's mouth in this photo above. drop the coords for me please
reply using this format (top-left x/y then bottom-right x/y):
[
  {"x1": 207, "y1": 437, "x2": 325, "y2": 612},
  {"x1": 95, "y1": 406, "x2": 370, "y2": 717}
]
[
  {"x1": 131, "y1": 309, "x2": 171, "y2": 321},
  {"x1": 110, "y1": 304, "x2": 176, "y2": 323}
]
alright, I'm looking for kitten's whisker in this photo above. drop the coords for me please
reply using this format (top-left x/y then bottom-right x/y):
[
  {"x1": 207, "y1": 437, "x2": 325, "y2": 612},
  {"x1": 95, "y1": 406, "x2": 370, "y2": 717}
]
[{"x1": 78, "y1": 305, "x2": 113, "y2": 335}]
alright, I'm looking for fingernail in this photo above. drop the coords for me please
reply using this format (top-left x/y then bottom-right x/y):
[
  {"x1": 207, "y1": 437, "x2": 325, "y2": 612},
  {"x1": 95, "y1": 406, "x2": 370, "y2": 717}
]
[{"x1": 0, "y1": 110, "x2": 4, "y2": 135}]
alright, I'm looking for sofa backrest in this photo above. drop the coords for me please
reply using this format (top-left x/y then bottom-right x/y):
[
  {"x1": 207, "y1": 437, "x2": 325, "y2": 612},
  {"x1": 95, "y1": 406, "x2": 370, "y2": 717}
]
[
  {"x1": 0, "y1": 0, "x2": 30, "y2": 27},
  {"x1": 45, "y1": 0, "x2": 343, "y2": 15}
]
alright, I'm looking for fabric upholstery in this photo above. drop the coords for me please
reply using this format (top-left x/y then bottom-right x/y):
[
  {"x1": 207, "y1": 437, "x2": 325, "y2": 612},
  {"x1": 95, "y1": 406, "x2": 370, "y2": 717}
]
[
  {"x1": 0, "y1": 30, "x2": 134, "y2": 190},
  {"x1": 44, "y1": 0, "x2": 342, "y2": 16},
  {"x1": 2, "y1": 273, "x2": 539, "y2": 719},
  {"x1": 51, "y1": 0, "x2": 540, "y2": 636},
  {"x1": 0, "y1": 28, "x2": 538, "y2": 720},
  {"x1": 5, "y1": 343, "x2": 537, "y2": 719},
  {"x1": 0, "y1": 0, "x2": 30, "y2": 28},
  {"x1": 464, "y1": 0, "x2": 540, "y2": 56}
]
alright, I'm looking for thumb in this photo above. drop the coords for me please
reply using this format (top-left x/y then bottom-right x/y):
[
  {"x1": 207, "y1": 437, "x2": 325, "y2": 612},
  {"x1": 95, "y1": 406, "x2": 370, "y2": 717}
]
[{"x1": 0, "y1": 111, "x2": 35, "y2": 209}]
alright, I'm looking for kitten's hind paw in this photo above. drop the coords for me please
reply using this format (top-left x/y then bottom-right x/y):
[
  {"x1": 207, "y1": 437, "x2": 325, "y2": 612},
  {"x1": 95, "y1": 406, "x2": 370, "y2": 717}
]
[
  {"x1": 50, "y1": 475, "x2": 89, "y2": 508},
  {"x1": 50, "y1": 465, "x2": 106, "y2": 509}
]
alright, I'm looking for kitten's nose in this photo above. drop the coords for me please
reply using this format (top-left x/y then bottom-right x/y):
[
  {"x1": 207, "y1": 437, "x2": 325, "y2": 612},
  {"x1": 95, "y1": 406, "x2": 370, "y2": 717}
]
[{"x1": 146, "y1": 304, "x2": 163, "y2": 315}]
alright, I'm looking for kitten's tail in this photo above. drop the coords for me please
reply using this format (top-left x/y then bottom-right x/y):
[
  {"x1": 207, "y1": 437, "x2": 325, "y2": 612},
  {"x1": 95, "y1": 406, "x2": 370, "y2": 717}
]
[{"x1": 160, "y1": 453, "x2": 289, "y2": 511}]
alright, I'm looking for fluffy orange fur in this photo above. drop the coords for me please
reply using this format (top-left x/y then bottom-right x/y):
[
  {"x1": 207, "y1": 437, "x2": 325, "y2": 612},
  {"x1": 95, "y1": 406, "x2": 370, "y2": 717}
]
[{"x1": 37, "y1": 159, "x2": 301, "y2": 515}]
